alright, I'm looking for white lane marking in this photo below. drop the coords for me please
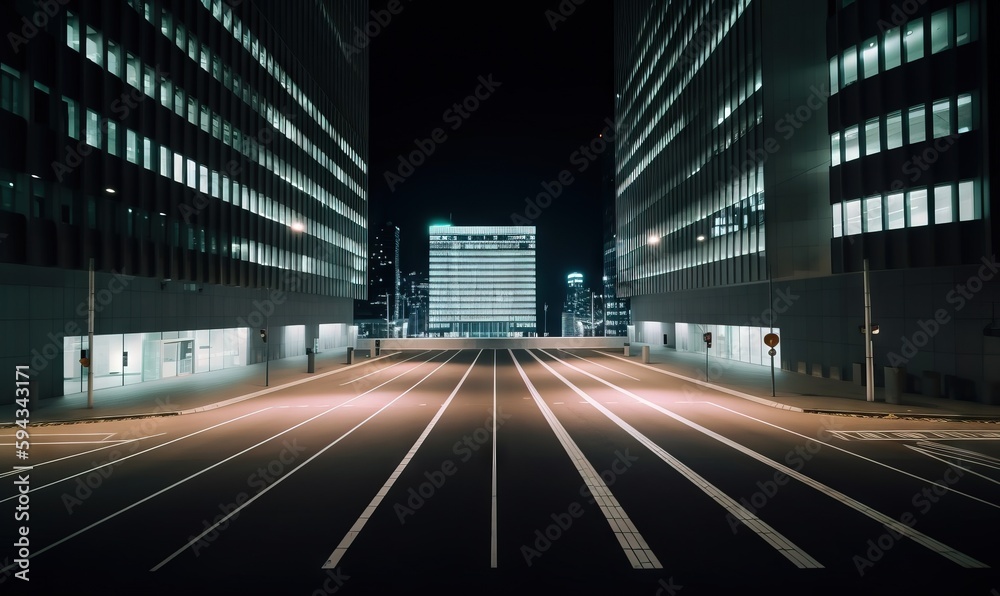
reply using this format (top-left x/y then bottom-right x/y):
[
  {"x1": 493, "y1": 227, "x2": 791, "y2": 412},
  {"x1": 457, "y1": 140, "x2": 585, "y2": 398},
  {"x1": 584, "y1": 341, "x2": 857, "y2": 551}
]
[
  {"x1": 510, "y1": 349, "x2": 662, "y2": 570},
  {"x1": 907, "y1": 445, "x2": 1000, "y2": 486},
  {"x1": 0, "y1": 351, "x2": 447, "y2": 574},
  {"x1": 830, "y1": 430, "x2": 1000, "y2": 441},
  {"x1": 908, "y1": 442, "x2": 1000, "y2": 468},
  {"x1": 0, "y1": 407, "x2": 272, "y2": 506},
  {"x1": 591, "y1": 350, "x2": 805, "y2": 412},
  {"x1": 0, "y1": 432, "x2": 115, "y2": 437},
  {"x1": 155, "y1": 350, "x2": 465, "y2": 571},
  {"x1": 557, "y1": 349, "x2": 640, "y2": 380},
  {"x1": 695, "y1": 401, "x2": 1000, "y2": 511},
  {"x1": 0, "y1": 435, "x2": 163, "y2": 480},
  {"x1": 322, "y1": 350, "x2": 482, "y2": 569},
  {"x1": 539, "y1": 350, "x2": 989, "y2": 569},
  {"x1": 338, "y1": 350, "x2": 431, "y2": 386},
  {"x1": 529, "y1": 350, "x2": 820, "y2": 569},
  {"x1": 0, "y1": 440, "x2": 136, "y2": 446},
  {"x1": 491, "y1": 349, "x2": 498, "y2": 569}
]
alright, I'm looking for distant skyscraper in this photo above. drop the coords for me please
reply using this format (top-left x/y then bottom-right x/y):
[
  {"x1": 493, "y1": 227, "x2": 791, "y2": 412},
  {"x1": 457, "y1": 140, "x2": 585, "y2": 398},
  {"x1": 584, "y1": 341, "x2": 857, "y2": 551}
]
[
  {"x1": 601, "y1": 127, "x2": 629, "y2": 337},
  {"x1": 402, "y1": 270, "x2": 429, "y2": 337},
  {"x1": 369, "y1": 221, "x2": 401, "y2": 328},
  {"x1": 428, "y1": 225, "x2": 536, "y2": 337},
  {"x1": 562, "y1": 272, "x2": 588, "y2": 337}
]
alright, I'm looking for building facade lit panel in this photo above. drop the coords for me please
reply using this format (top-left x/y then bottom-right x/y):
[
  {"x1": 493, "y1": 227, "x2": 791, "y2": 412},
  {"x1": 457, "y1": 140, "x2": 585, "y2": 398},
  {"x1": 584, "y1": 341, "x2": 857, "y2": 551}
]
[
  {"x1": 0, "y1": 0, "x2": 369, "y2": 400},
  {"x1": 428, "y1": 225, "x2": 536, "y2": 337}
]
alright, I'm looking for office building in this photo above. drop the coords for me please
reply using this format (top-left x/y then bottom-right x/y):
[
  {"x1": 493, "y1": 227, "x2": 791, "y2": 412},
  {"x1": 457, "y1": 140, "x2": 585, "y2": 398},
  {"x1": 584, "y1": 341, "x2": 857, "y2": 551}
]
[
  {"x1": 428, "y1": 225, "x2": 536, "y2": 337},
  {"x1": 402, "y1": 270, "x2": 429, "y2": 337},
  {"x1": 0, "y1": 0, "x2": 369, "y2": 400},
  {"x1": 561, "y1": 272, "x2": 588, "y2": 337},
  {"x1": 615, "y1": 0, "x2": 997, "y2": 400},
  {"x1": 367, "y1": 220, "x2": 400, "y2": 329}
]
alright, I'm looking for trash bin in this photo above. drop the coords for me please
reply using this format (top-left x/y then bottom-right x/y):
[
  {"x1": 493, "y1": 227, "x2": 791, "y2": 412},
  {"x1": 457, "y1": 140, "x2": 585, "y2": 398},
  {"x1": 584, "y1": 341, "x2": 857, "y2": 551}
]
[
  {"x1": 641, "y1": 345, "x2": 650, "y2": 363},
  {"x1": 347, "y1": 347, "x2": 355, "y2": 364},
  {"x1": 884, "y1": 366, "x2": 903, "y2": 405},
  {"x1": 624, "y1": 342, "x2": 630, "y2": 357},
  {"x1": 306, "y1": 347, "x2": 316, "y2": 373}
]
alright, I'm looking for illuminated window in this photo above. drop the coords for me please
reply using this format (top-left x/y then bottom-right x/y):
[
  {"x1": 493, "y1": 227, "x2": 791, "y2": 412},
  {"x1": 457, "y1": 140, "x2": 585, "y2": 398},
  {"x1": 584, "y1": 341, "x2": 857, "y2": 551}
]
[
  {"x1": 933, "y1": 184, "x2": 953, "y2": 224},
  {"x1": 883, "y1": 27, "x2": 901, "y2": 70},
  {"x1": 908, "y1": 188, "x2": 928, "y2": 226},
  {"x1": 126, "y1": 129, "x2": 138, "y2": 163},
  {"x1": 63, "y1": 96, "x2": 79, "y2": 139},
  {"x1": 865, "y1": 196, "x2": 882, "y2": 232},
  {"x1": 864, "y1": 118, "x2": 880, "y2": 156},
  {"x1": 85, "y1": 27, "x2": 103, "y2": 66},
  {"x1": 143, "y1": 137, "x2": 153, "y2": 170},
  {"x1": 66, "y1": 12, "x2": 80, "y2": 52},
  {"x1": 907, "y1": 105, "x2": 926, "y2": 144},
  {"x1": 932, "y1": 99, "x2": 950, "y2": 138},
  {"x1": 829, "y1": 57, "x2": 838, "y2": 94},
  {"x1": 956, "y1": 2, "x2": 972, "y2": 46},
  {"x1": 886, "y1": 193, "x2": 905, "y2": 229},
  {"x1": 904, "y1": 18, "x2": 924, "y2": 62},
  {"x1": 958, "y1": 180, "x2": 977, "y2": 221},
  {"x1": 85, "y1": 109, "x2": 100, "y2": 147},
  {"x1": 832, "y1": 203, "x2": 843, "y2": 238},
  {"x1": 831, "y1": 132, "x2": 841, "y2": 166},
  {"x1": 844, "y1": 125, "x2": 860, "y2": 161},
  {"x1": 842, "y1": 46, "x2": 857, "y2": 86},
  {"x1": 886, "y1": 111, "x2": 903, "y2": 149},
  {"x1": 143, "y1": 66, "x2": 156, "y2": 99},
  {"x1": 930, "y1": 8, "x2": 952, "y2": 54},
  {"x1": 126, "y1": 53, "x2": 139, "y2": 87},
  {"x1": 957, "y1": 94, "x2": 972, "y2": 133},
  {"x1": 845, "y1": 199, "x2": 862, "y2": 235},
  {"x1": 107, "y1": 41, "x2": 121, "y2": 77},
  {"x1": 861, "y1": 37, "x2": 878, "y2": 79}
]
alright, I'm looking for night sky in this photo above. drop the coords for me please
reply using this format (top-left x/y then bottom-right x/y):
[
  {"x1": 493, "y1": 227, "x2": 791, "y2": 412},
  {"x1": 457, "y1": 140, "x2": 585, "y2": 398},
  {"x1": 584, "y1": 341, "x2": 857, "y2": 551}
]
[{"x1": 367, "y1": 0, "x2": 614, "y2": 328}]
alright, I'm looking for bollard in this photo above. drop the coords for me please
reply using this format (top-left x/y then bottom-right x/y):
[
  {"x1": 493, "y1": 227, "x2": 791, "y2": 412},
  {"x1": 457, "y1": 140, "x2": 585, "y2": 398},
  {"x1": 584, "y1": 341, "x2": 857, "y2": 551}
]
[
  {"x1": 641, "y1": 345, "x2": 649, "y2": 363},
  {"x1": 306, "y1": 348, "x2": 316, "y2": 373},
  {"x1": 347, "y1": 347, "x2": 355, "y2": 364},
  {"x1": 624, "y1": 342, "x2": 630, "y2": 357}
]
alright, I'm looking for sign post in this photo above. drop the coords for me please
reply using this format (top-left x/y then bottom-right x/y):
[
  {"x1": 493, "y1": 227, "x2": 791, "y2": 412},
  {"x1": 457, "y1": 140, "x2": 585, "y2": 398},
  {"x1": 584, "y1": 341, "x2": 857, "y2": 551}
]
[
  {"x1": 702, "y1": 332, "x2": 712, "y2": 380},
  {"x1": 763, "y1": 333, "x2": 779, "y2": 397}
]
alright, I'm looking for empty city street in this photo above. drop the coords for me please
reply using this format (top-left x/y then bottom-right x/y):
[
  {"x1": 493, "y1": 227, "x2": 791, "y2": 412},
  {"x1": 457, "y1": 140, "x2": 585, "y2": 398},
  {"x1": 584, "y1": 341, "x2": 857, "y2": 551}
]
[{"x1": 2, "y1": 349, "x2": 998, "y2": 595}]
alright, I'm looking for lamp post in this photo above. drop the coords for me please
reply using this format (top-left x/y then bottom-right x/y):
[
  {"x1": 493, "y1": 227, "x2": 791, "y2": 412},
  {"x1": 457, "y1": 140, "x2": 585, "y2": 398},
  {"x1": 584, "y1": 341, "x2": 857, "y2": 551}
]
[
  {"x1": 544, "y1": 302, "x2": 548, "y2": 337},
  {"x1": 590, "y1": 291, "x2": 594, "y2": 337}
]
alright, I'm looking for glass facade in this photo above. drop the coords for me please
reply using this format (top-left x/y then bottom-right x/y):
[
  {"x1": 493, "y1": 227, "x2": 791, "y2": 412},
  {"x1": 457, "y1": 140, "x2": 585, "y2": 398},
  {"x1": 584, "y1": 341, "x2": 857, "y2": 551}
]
[
  {"x1": 615, "y1": 0, "x2": 765, "y2": 296},
  {"x1": 428, "y1": 226, "x2": 536, "y2": 337},
  {"x1": 0, "y1": 0, "x2": 368, "y2": 398}
]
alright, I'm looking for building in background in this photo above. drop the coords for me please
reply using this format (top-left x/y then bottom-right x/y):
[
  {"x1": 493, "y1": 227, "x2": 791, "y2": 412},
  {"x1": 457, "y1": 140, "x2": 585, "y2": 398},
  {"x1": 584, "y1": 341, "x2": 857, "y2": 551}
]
[
  {"x1": 0, "y1": 1, "x2": 369, "y2": 400},
  {"x1": 364, "y1": 220, "x2": 400, "y2": 335},
  {"x1": 615, "y1": 0, "x2": 996, "y2": 400},
  {"x1": 602, "y1": 129, "x2": 629, "y2": 337},
  {"x1": 561, "y1": 272, "x2": 588, "y2": 337},
  {"x1": 428, "y1": 225, "x2": 536, "y2": 337},
  {"x1": 402, "y1": 270, "x2": 429, "y2": 337}
]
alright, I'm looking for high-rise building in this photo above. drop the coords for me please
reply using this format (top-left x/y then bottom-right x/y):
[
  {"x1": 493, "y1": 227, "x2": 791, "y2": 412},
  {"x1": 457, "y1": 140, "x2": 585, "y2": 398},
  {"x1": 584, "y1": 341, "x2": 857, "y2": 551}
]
[
  {"x1": 428, "y1": 225, "x2": 536, "y2": 337},
  {"x1": 401, "y1": 270, "x2": 429, "y2": 337},
  {"x1": 601, "y1": 130, "x2": 629, "y2": 337},
  {"x1": 561, "y1": 272, "x2": 588, "y2": 337},
  {"x1": 615, "y1": 0, "x2": 997, "y2": 400},
  {"x1": 0, "y1": 1, "x2": 369, "y2": 400},
  {"x1": 368, "y1": 220, "x2": 400, "y2": 328}
]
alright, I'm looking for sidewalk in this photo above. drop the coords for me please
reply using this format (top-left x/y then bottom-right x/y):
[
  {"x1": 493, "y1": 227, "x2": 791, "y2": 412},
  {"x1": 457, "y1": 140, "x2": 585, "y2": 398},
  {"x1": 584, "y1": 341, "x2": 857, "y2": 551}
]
[
  {"x1": 598, "y1": 345, "x2": 1000, "y2": 421},
  {"x1": 3, "y1": 347, "x2": 398, "y2": 425}
]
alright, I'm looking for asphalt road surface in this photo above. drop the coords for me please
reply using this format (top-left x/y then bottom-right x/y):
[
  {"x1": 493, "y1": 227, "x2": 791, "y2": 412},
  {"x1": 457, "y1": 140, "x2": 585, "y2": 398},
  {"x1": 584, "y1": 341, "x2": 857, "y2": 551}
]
[{"x1": 1, "y1": 349, "x2": 999, "y2": 595}]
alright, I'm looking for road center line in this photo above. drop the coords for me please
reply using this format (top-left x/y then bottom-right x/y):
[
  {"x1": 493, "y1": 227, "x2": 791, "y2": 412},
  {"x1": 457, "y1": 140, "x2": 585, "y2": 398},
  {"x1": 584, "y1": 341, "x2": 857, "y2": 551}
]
[
  {"x1": 0, "y1": 434, "x2": 163, "y2": 481},
  {"x1": 557, "y1": 349, "x2": 640, "y2": 380},
  {"x1": 511, "y1": 349, "x2": 662, "y2": 570},
  {"x1": 338, "y1": 350, "x2": 431, "y2": 386},
  {"x1": 529, "y1": 349, "x2": 820, "y2": 569},
  {"x1": 321, "y1": 350, "x2": 482, "y2": 569},
  {"x1": 539, "y1": 349, "x2": 988, "y2": 569},
  {"x1": 149, "y1": 350, "x2": 463, "y2": 572}
]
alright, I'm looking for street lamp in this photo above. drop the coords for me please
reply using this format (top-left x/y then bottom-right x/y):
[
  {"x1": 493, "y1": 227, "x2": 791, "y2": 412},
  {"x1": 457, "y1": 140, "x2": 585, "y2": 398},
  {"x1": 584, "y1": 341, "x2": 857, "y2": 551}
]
[{"x1": 544, "y1": 302, "x2": 548, "y2": 337}]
